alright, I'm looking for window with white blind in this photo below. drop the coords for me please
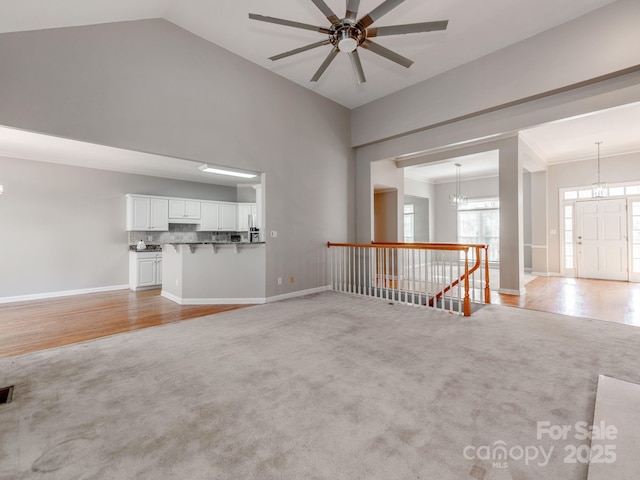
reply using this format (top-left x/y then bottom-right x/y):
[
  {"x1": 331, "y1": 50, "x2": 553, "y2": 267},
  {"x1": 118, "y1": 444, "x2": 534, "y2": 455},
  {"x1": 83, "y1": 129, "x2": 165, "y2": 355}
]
[
  {"x1": 403, "y1": 204, "x2": 415, "y2": 243},
  {"x1": 457, "y1": 199, "x2": 500, "y2": 263}
]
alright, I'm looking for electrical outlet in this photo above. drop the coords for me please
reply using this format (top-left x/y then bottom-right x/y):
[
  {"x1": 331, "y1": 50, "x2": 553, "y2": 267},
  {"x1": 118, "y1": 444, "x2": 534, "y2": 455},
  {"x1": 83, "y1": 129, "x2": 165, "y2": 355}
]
[
  {"x1": 290, "y1": 276, "x2": 295, "y2": 283},
  {"x1": 277, "y1": 277, "x2": 282, "y2": 285},
  {"x1": 270, "y1": 231, "x2": 278, "y2": 238}
]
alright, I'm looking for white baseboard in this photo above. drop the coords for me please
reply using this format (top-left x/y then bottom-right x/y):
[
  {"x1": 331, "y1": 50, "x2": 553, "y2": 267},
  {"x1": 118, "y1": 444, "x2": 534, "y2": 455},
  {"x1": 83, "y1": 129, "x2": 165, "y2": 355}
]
[
  {"x1": 161, "y1": 290, "x2": 265, "y2": 305},
  {"x1": 498, "y1": 288, "x2": 527, "y2": 296},
  {"x1": 0, "y1": 284, "x2": 129, "y2": 305},
  {"x1": 265, "y1": 285, "x2": 331, "y2": 303},
  {"x1": 160, "y1": 285, "x2": 331, "y2": 306}
]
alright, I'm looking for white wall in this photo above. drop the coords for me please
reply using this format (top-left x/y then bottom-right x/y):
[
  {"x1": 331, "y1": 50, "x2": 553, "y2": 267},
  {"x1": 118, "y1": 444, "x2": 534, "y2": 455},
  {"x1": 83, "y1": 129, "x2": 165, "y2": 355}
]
[
  {"x1": 547, "y1": 152, "x2": 640, "y2": 273},
  {"x1": 0, "y1": 19, "x2": 355, "y2": 298}
]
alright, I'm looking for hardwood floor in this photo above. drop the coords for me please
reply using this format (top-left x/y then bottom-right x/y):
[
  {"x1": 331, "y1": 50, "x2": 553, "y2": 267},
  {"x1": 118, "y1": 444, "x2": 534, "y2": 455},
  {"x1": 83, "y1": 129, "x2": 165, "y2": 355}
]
[
  {"x1": 1, "y1": 277, "x2": 638, "y2": 359},
  {"x1": 495, "y1": 276, "x2": 640, "y2": 326},
  {"x1": 0, "y1": 289, "x2": 247, "y2": 359}
]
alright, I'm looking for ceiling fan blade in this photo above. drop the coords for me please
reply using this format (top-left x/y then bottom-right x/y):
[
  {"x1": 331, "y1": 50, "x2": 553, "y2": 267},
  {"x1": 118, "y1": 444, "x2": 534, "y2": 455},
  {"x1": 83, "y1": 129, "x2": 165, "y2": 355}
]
[
  {"x1": 249, "y1": 13, "x2": 330, "y2": 34},
  {"x1": 360, "y1": 39, "x2": 414, "y2": 68},
  {"x1": 311, "y1": 48, "x2": 339, "y2": 82},
  {"x1": 348, "y1": 50, "x2": 366, "y2": 84},
  {"x1": 310, "y1": 0, "x2": 340, "y2": 24},
  {"x1": 269, "y1": 40, "x2": 331, "y2": 61},
  {"x1": 358, "y1": 0, "x2": 407, "y2": 29},
  {"x1": 367, "y1": 20, "x2": 449, "y2": 37},
  {"x1": 345, "y1": 0, "x2": 361, "y2": 22}
]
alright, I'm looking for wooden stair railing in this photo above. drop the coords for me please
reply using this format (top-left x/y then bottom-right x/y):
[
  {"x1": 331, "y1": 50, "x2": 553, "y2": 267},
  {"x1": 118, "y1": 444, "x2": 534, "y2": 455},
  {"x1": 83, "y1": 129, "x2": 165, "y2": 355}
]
[
  {"x1": 372, "y1": 242, "x2": 491, "y2": 313},
  {"x1": 428, "y1": 245, "x2": 489, "y2": 307},
  {"x1": 328, "y1": 242, "x2": 491, "y2": 316}
]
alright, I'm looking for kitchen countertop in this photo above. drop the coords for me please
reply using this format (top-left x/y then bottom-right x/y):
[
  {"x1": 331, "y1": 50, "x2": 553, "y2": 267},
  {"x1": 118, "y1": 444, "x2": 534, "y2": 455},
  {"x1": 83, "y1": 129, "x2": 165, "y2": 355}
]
[
  {"x1": 129, "y1": 245, "x2": 162, "y2": 252},
  {"x1": 129, "y1": 242, "x2": 264, "y2": 252}
]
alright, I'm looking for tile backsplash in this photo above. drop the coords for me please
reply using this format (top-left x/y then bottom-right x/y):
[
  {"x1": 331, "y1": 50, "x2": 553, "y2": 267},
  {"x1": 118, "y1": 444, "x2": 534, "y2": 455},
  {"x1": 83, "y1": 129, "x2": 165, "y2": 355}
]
[{"x1": 129, "y1": 224, "x2": 248, "y2": 245}]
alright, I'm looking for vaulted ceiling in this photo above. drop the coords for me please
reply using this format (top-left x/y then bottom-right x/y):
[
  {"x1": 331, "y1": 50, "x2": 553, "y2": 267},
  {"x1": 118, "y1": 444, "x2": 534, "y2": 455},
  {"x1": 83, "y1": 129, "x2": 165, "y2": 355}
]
[
  {"x1": 1, "y1": 0, "x2": 636, "y2": 183},
  {"x1": 0, "y1": 0, "x2": 617, "y2": 109}
]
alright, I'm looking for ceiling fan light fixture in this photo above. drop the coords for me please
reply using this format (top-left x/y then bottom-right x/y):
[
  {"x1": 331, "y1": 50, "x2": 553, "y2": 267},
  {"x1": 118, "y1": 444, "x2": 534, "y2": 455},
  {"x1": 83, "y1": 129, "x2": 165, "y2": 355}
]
[
  {"x1": 249, "y1": 0, "x2": 449, "y2": 84},
  {"x1": 337, "y1": 30, "x2": 358, "y2": 52}
]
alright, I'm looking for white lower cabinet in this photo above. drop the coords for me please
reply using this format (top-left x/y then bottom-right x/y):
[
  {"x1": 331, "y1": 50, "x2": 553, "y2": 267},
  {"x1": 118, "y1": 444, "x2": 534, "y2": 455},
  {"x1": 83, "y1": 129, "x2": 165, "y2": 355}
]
[{"x1": 129, "y1": 251, "x2": 163, "y2": 290}]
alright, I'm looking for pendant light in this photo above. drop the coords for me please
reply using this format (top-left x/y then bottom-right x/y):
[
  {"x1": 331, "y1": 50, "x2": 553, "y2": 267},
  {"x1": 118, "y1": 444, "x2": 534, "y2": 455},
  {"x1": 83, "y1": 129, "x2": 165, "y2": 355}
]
[
  {"x1": 449, "y1": 163, "x2": 467, "y2": 207},
  {"x1": 591, "y1": 141, "x2": 607, "y2": 198}
]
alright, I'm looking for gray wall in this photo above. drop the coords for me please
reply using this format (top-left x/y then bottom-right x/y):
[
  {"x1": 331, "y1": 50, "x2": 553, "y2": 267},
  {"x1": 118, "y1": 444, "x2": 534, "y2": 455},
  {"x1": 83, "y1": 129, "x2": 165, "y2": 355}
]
[
  {"x1": 433, "y1": 176, "x2": 500, "y2": 242},
  {"x1": 351, "y1": 0, "x2": 640, "y2": 146},
  {"x1": 0, "y1": 156, "x2": 237, "y2": 298},
  {"x1": 530, "y1": 171, "x2": 548, "y2": 275},
  {"x1": 523, "y1": 172, "x2": 532, "y2": 270},
  {"x1": 236, "y1": 186, "x2": 257, "y2": 203},
  {"x1": 404, "y1": 195, "x2": 429, "y2": 242},
  {"x1": 0, "y1": 19, "x2": 355, "y2": 298},
  {"x1": 404, "y1": 177, "x2": 435, "y2": 242},
  {"x1": 352, "y1": 1, "x2": 640, "y2": 293}
]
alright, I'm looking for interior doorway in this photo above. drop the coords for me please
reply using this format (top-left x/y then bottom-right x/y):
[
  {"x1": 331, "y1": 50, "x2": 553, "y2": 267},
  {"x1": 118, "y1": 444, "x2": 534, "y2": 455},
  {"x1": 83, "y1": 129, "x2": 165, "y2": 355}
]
[
  {"x1": 576, "y1": 198, "x2": 628, "y2": 281},
  {"x1": 373, "y1": 188, "x2": 398, "y2": 243}
]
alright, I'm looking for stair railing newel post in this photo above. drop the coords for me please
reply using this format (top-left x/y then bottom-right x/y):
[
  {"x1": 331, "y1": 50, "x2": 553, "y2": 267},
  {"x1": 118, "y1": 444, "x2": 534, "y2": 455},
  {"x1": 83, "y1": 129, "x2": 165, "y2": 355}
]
[
  {"x1": 463, "y1": 248, "x2": 471, "y2": 316},
  {"x1": 483, "y1": 246, "x2": 491, "y2": 304}
]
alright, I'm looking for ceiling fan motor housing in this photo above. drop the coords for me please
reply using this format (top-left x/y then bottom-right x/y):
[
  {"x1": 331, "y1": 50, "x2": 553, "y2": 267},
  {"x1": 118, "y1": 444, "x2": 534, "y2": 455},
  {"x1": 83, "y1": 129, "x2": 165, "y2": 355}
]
[{"x1": 330, "y1": 21, "x2": 365, "y2": 52}]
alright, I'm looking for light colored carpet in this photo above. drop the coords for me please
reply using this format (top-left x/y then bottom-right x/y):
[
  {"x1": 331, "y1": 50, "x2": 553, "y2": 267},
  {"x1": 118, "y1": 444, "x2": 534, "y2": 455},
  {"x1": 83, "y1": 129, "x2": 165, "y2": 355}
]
[{"x1": 1, "y1": 292, "x2": 639, "y2": 479}]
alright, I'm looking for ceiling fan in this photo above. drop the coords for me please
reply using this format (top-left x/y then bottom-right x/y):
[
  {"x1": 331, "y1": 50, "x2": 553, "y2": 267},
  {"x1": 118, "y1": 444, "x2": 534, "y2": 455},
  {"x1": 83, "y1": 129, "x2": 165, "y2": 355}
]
[{"x1": 249, "y1": 0, "x2": 448, "y2": 84}]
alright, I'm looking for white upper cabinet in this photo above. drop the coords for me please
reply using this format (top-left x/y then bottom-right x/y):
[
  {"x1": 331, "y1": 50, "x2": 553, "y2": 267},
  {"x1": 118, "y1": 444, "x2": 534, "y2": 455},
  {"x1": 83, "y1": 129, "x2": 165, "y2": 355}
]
[
  {"x1": 127, "y1": 194, "x2": 253, "y2": 232},
  {"x1": 197, "y1": 201, "x2": 220, "y2": 231},
  {"x1": 219, "y1": 203, "x2": 238, "y2": 231},
  {"x1": 237, "y1": 203, "x2": 257, "y2": 231},
  {"x1": 126, "y1": 195, "x2": 169, "y2": 231},
  {"x1": 168, "y1": 199, "x2": 201, "y2": 221}
]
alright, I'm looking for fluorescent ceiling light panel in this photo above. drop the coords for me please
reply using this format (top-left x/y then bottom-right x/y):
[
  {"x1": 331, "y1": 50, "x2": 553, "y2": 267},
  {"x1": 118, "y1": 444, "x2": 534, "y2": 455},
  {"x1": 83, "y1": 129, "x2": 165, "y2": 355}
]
[{"x1": 198, "y1": 164, "x2": 257, "y2": 178}]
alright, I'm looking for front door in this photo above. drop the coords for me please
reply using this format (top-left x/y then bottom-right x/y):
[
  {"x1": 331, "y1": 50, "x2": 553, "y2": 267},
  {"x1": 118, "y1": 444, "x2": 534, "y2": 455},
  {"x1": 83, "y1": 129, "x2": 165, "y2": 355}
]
[{"x1": 576, "y1": 199, "x2": 628, "y2": 281}]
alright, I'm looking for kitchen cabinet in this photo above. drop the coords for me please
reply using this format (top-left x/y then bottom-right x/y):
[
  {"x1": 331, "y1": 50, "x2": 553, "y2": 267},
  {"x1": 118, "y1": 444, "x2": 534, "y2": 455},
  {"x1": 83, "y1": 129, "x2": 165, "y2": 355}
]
[
  {"x1": 237, "y1": 203, "x2": 257, "y2": 231},
  {"x1": 219, "y1": 203, "x2": 238, "y2": 231},
  {"x1": 196, "y1": 202, "x2": 237, "y2": 231},
  {"x1": 126, "y1": 195, "x2": 169, "y2": 231},
  {"x1": 198, "y1": 201, "x2": 220, "y2": 231},
  {"x1": 168, "y1": 199, "x2": 201, "y2": 221},
  {"x1": 129, "y1": 251, "x2": 163, "y2": 290}
]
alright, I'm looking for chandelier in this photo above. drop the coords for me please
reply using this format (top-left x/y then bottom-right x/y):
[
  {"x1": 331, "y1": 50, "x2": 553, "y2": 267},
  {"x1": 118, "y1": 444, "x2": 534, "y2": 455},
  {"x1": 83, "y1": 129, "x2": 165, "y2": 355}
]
[
  {"x1": 591, "y1": 141, "x2": 607, "y2": 198},
  {"x1": 449, "y1": 163, "x2": 468, "y2": 207}
]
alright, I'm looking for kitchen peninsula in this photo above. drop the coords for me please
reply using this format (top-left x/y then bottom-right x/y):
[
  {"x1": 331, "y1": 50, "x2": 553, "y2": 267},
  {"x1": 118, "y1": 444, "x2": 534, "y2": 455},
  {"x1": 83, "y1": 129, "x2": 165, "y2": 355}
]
[
  {"x1": 126, "y1": 191, "x2": 266, "y2": 304},
  {"x1": 160, "y1": 242, "x2": 266, "y2": 305}
]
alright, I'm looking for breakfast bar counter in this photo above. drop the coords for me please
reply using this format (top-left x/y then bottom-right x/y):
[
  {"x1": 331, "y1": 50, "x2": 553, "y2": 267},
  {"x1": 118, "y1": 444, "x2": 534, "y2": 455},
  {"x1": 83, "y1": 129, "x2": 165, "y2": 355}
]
[{"x1": 160, "y1": 242, "x2": 266, "y2": 305}]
